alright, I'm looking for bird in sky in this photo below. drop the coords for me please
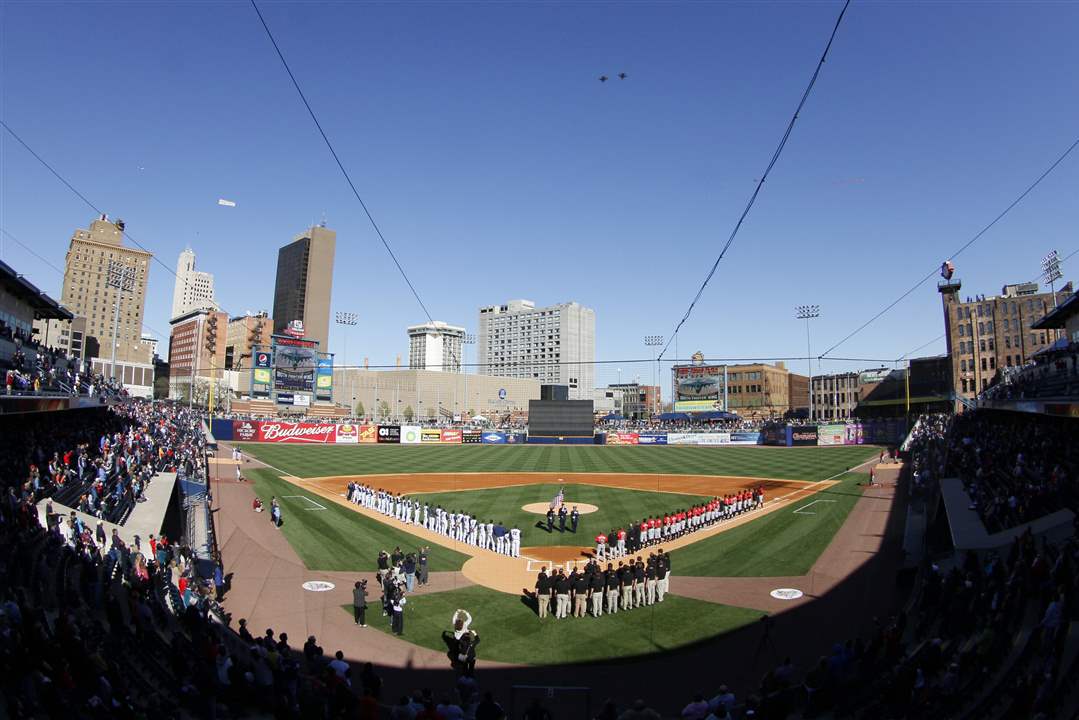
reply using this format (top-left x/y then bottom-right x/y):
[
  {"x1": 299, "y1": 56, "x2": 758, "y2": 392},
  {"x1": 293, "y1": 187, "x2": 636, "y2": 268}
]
[
  {"x1": 599, "y1": 75, "x2": 608, "y2": 83},
  {"x1": 618, "y1": 72, "x2": 627, "y2": 80}
]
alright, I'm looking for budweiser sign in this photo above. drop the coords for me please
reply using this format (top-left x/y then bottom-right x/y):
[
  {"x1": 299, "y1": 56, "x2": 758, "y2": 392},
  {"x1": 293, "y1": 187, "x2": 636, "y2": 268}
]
[{"x1": 257, "y1": 422, "x2": 337, "y2": 444}]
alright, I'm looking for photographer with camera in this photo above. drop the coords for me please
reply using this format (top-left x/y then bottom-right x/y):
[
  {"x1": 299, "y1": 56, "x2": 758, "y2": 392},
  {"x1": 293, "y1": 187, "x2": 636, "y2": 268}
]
[{"x1": 353, "y1": 579, "x2": 369, "y2": 627}]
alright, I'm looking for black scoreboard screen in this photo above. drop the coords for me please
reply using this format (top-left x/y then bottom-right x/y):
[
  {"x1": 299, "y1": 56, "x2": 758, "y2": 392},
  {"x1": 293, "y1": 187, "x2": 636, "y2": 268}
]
[{"x1": 528, "y1": 400, "x2": 594, "y2": 437}]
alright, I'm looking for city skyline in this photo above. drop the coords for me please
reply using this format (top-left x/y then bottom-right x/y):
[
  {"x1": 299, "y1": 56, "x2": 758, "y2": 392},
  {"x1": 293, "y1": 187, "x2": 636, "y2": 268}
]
[{"x1": 3, "y1": 2, "x2": 1078, "y2": 389}]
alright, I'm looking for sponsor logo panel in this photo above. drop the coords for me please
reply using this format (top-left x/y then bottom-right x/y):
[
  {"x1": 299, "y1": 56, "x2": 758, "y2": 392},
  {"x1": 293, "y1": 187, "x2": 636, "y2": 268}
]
[
  {"x1": 358, "y1": 425, "x2": 378, "y2": 443},
  {"x1": 421, "y1": 428, "x2": 442, "y2": 443},
  {"x1": 461, "y1": 429, "x2": 482, "y2": 444},
  {"x1": 233, "y1": 420, "x2": 259, "y2": 441},
  {"x1": 790, "y1": 425, "x2": 819, "y2": 446},
  {"x1": 377, "y1": 425, "x2": 401, "y2": 444},
  {"x1": 335, "y1": 424, "x2": 359, "y2": 444},
  {"x1": 637, "y1": 433, "x2": 668, "y2": 445},
  {"x1": 481, "y1": 432, "x2": 507, "y2": 444},
  {"x1": 400, "y1": 425, "x2": 422, "y2": 444},
  {"x1": 607, "y1": 432, "x2": 640, "y2": 445},
  {"x1": 257, "y1": 422, "x2": 337, "y2": 444},
  {"x1": 440, "y1": 429, "x2": 462, "y2": 444}
]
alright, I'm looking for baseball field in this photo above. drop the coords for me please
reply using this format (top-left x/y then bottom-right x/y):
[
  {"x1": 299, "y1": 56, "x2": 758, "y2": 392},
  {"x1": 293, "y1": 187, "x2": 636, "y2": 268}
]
[{"x1": 236, "y1": 442, "x2": 879, "y2": 664}]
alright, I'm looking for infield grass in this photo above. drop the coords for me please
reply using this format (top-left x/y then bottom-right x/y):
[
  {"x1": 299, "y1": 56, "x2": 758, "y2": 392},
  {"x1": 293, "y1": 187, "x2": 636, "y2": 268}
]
[
  {"x1": 346, "y1": 584, "x2": 761, "y2": 664},
  {"x1": 249, "y1": 469, "x2": 469, "y2": 572},
  {"x1": 241, "y1": 443, "x2": 878, "y2": 481},
  {"x1": 411, "y1": 483, "x2": 709, "y2": 548},
  {"x1": 670, "y1": 472, "x2": 868, "y2": 577}
]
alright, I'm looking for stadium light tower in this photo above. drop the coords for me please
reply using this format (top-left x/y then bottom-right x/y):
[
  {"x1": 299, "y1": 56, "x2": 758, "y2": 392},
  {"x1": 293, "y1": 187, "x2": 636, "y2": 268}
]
[
  {"x1": 106, "y1": 259, "x2": 136, "y2": 382},
  {"x1": 335, "y1": 311, "x2": 358, "y2": 413},
  {"x1": 795, "y1": 305, "x2": 820, "y2": 422},
  {"x1": 644, "y1": 335, "x2": 663, "y2": 417}
]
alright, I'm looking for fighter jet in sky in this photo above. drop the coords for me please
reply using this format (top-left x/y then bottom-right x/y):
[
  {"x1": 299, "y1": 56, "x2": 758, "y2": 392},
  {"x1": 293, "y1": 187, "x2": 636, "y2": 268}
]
[
  {"x1": 278, "y1": 349, "x2": 312, "y2": 369},
  {"x1": 618, "y1": 72, "x2": 627, "y2": 80},
  {"x1": 599, "y1": 75, "x2": 609, "y2": 83},
  {"x1": 679, "y1": 377, "x2": 719, "y2": 394}
]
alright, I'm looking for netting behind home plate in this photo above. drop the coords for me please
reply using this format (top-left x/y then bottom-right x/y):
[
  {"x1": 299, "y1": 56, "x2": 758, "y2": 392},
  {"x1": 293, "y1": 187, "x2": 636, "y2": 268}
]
[{"x1": 510, "y1": 684, "x2": 591, "y2": 719}]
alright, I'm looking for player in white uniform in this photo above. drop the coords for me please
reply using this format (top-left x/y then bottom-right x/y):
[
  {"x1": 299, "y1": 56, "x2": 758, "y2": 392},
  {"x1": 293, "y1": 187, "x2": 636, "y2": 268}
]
[{"x1": 509, "y1": 526, "x2": 521, "y2": 557}]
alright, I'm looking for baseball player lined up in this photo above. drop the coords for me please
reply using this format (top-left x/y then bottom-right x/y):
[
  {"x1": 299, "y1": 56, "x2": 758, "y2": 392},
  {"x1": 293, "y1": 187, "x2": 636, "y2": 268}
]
[
  {"x1": 532, "y1": 550, "x2": 673, "y2": 619},
  {"x1": 594, "y1": 486, "x2": 766, "y2": 559},
  {"x1": 346, "y1": 481, "x2": 522, "y2": 558}
]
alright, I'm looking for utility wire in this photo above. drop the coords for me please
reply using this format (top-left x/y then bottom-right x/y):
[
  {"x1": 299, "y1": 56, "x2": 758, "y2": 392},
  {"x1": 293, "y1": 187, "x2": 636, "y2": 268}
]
[
  {"x1": 896, "y1": 333, "x2": 945, "y2": 361},
  {"x1": 249, "y1": 0, "x2": 434, "y2": 323},
  {"x1": 821, "y1": 135, "x2": 1079, "y2": 358},
  {"x1": 657, "y1": 0, "x2": 851, "y2": 361}
]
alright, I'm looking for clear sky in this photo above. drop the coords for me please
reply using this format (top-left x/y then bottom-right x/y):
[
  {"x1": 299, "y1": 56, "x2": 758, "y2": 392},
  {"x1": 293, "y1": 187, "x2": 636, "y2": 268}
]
[{"x1": 2, "y1": 1, "x2": 1077, "y2": 388}]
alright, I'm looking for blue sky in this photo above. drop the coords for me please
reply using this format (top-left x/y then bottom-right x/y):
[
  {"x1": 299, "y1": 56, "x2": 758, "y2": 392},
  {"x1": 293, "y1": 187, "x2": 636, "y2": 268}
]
[{"x1": 2, "y1": 1, "x2": 1077, "y2": 388}]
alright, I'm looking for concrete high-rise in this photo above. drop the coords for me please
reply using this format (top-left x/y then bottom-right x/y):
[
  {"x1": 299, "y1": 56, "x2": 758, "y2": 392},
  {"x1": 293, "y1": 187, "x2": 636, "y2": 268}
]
[
  {"x1": 477, "y1": 299, "x2": 595, "y2": 399},
  {"x1": 272, "y1": 223, "x2": 336, "y2": 351},
  {"x1": 408, "y1": 321, "x2": 466, "y2": 372},
  {"x1": 59, "y1": 215, "x2": 153, "y2": 366},
  {"x1": 170, "y1": 246, "x2": 215, "y2": 319}
]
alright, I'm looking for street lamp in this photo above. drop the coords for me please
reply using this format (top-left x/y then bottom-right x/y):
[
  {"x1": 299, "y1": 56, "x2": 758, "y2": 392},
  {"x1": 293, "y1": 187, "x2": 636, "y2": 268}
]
[
  {"x1": 335, "y1": 311, "x2": 358, "y2": 415},
  {"x1": 795, "y1": 305, "x2": 820, "y2": 422},
  {"x1": 644, "y1": 335, "x2": 663, "y2": 417}
]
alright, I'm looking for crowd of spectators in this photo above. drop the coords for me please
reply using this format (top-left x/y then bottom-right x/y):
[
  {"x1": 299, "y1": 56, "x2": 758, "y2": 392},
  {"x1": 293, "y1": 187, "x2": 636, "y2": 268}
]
[
  {"x1": 945, "y1": 410, "x2": 1079, "y2": 533},
  {"x1": 1, "y1": 328, "x2": 124, "y2": 399},
  {"x1": 981, "y1": 339, "x2": 1079, "y2": 402}
]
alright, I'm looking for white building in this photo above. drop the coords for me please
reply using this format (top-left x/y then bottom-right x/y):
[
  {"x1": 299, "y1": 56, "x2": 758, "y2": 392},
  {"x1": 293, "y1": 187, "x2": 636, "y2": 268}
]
[
  {"x1": 170, "y1": 247, "x2": 216, "y2": 320},
  {"x1": 141, "y1": 333, "x2": 159, "y2": 361},
  {"x1": 407, "y1": 321, "x2": 465, "y2": 372},
  {"x1": 477, "y1": 299, "x2": 595, "y2": 399}
]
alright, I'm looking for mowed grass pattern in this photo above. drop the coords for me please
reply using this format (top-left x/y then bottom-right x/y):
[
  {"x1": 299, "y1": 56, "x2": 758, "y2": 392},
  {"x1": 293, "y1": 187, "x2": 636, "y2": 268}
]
[
  {"x1": 241, "y1": 443, "x2": 878, "y2": 481},
  {"x1": 671, "y1": 472, "x2": 868, "y2": 577},
  {"x1": 250, "y1": 469, "x2": 469, "y2": 572},
  {"x1": 350, "y1": 584, "x2": 761, "y2": 664},
  {"x1": 411, "y1": 483, "x2": 710, "y2": 548}
]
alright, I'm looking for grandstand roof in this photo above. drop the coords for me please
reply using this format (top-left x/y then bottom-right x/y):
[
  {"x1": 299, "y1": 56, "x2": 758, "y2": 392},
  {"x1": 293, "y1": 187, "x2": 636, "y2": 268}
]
[
  {"x1": 1032, "y1": 290, "x2": 1078, "y2": 329},
  {"x1": 0, "y1": 259, "x2": 72, "y2": 320}
]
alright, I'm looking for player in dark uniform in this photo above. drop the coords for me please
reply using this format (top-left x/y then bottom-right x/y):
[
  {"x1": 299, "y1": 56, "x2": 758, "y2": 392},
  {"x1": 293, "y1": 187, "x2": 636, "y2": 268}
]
[{"x1": 534, "y1": 567, "x2": 551, "y2": 618}]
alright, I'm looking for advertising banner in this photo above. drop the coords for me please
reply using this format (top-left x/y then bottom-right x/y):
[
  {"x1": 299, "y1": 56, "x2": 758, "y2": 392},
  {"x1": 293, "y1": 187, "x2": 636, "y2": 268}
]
[
  {"x1": 400, "y1": 425, "x2": 422, "y2": 444},
  {"x1": 257, "y1": 422, "x2": 337, "y2": 444},
  {"x1": 674, "y1": 399, "x2": 723, "y2": 413},
  {"x1": 272, "y1": 335, "x2": 318, "y2": 393},
  {"x1": 315, "y1": 357, "x2": 334, "y2": 401},
  {"x1": 638, "y1": 433, "x2": 668, "y2": 445},
  {"x1": 252, "y1": 349, "x2": 273, "y2": 397},
  {"x1": 790, "y1": 425, "x2": 819, "y2": 447},
  {"x1": 762, "y1": 425, "x2": 788, "y2": 446},
  {"x1": 377, "y1": 425, "x2": 401, "y2": 444},
  {"x1": 233, "y1": 420, "x2": 259, "y2": 442},
  {"x1": 730, "y1": 431, "x2": 762, "y2": 445},
  {"x1": 506, "y1": 432, "x2": 527, "y2": 444},
  {"x1": 607, "y1": 432, "x2": 640, "y2": 445},
  {"x1": 359, "y1": 425, "x2": 378, "y2": 443},
  {"x1": 481, "y1": 431, "x2": 507, "y2": 444},
  {"x1": 845, "y1": 423, "x2": 864, "y2": 445},
  {"x1": 818, "y1": 424, "x2": 846, "y2": 446},
  {"x1": 335, "y1": 423, "x2": 359, "y2": 444},
  {"x1": 440, "y1": 429, "x2": 462, "y2": 444},
  {"x1": 667, "y1": 432, "x2": 731, "y2": 446},
  {"x1": 461, "y1": 429, "x2": 482, "y2": 444},
  {"x1": 421, "y1": 428, "x2": 442, "y2": 443}
]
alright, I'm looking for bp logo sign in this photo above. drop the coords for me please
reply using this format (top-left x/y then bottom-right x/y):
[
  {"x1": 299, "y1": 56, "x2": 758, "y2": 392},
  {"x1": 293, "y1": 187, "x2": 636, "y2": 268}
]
[
  {"x1": 404, "y1": 429, "x2": 419, "y2": 442},
  {"x1": 302, "y1": 581, "x2": 335, "y2": 592}
]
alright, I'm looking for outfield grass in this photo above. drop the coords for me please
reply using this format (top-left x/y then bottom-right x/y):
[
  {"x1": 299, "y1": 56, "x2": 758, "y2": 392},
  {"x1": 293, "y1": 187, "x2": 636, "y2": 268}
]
[
  {"x1": 411, "y1": 483, "x2": 710, "y2": 548},
  {"x1": 670, "y1": 472, "x2": 868, "y2": 577},
  {"x1": 347, "y1": 584, "x2": 761, "y2": 664},
  {"x1": 249, "y1": 469, "x2": 469, "y2": 572},
  {"x1": 241, "y1": 443, "x2": 878, "y2": 481}
]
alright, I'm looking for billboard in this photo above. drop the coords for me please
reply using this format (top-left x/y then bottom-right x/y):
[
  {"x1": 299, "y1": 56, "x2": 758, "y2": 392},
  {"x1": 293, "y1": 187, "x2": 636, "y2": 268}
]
[
  {"x1": 377, "y1": 425, "x2": 401, "y2": 444},
  {"x1": 607, "y1": 432, "x2": 639, "y2": 445},
  {"x1": 461, "y1": 429, "x2": 483, "y2": 444},
  {"x1": 335, "y1": 423, "x2": 359, "y2": 444},
  {"x1": 233, "y1": 420, "x2": 259, "y2": 442},
  {"x1": 272, "y1": 335, "x2": 318, "y2": 393},
  {"x1": 730, "y1": 431, "x2": 762, "y2": 445},
  {"x1": 315, "y1": 357, "x2": 334, "y2": 401},
  {"x1": 762, "y1": 425, "x2": 788, "y2": 446},
  {"x1": 421, "y1": 428, "x2": 442, "y2": 443},
  {"x1": 638, "y1": 433, "x2": 668, "y2": 445},
  {"x1": 668, "y1": 432, "x2": 732, "y2": 446},
  {"x1": 252, "y1": 349, "x2": 273, "y2": 397},
  {"x1": 400, "y1": 425, "x2": 422, "y2": 444},
  {"x1": 673, "y1": 364, "x2": 723, "y2": 412},
  {"x1": 790, "y1": 425, "x2": 818, "y2": 447},
  {"x1": 258, "y1": 421, "x2": 337, "y2": 444},
  {"x1": 845, "y1": 423, "x2": 864, "y2": 445},
  {"x1": 359, "y1": 424, "x2": 378, "y2": 443},
  {"x1": 440, "y1": 429, "x2": 462, "y2": 444},
  {"x1": 818, "y1": 424, "x2": 846, "y2": 446},
  {"x1": 481, "y1": 431, "x2": 507, "y2": 444}
]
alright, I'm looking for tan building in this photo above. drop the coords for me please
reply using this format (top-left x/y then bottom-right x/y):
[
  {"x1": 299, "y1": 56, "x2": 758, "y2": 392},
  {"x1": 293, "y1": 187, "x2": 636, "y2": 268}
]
[
  {"x1": 788, "y1": 372, "x2": 809, "y2": 417},
  {"x1": 606, "y1": 383, "x2": 661, "y2": 419},
  {"x1": 225, "y1": 312, "x2": 273, "y2": 370},
  {"x1": 810, "y1": 371, "x2": 861, "y2": 422},
  {"x1": 168, "y1": 308, "x2": 228, "y2": 400},
  {"x1": 59, "y1": 215, "x2": 153, "y2": 367},
  {"x1": 272, "y1": 224, "x2": 336, "y2": 352},
  {"x1": 332, "y1": 367, "x2": 540, "y2": 421},
  {"x1": 940, "y1": 278, "x2": 1070, "y2": 401},
  {"x1": 723, "y1": 362, "x2": 794, "y2": 419}
]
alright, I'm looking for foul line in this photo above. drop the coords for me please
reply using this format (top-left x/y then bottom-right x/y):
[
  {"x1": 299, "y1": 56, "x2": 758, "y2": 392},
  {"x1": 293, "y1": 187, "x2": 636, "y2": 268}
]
[
  {"x1": 282, "y1": 495, "x2": 327, "y2": 511},
  {"x1": 793, "y1": 499, "x2": 838, "y2": 515}
]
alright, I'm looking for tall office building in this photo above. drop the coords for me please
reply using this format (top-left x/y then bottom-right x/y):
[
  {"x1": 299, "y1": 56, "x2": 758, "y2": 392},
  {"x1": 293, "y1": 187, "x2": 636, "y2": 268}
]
[
  {"x1": 271, "y1": 223, "x2": 336, "y2": 351},
  {"x1": 477, "y1": 299, "x2": 595, "y2": 399},
  {"x1": 940, "y1": 277, "x2": 1071, "y2": 402},
  {"x1": 408, "y1": 321, "x2": 466, "y2": 372},
  {"x1": 170, "y1": 246, "x2": 215, "y2": 319},
  {"x1": 59, "y1": 215, "x2": 153, "y2": 365}
]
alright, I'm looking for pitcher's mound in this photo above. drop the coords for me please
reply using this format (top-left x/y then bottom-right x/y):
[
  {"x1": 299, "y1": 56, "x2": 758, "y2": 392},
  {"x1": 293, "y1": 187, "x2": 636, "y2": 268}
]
[{"x1": 521, "y1": 502, "x2": 599, "y2": 515}]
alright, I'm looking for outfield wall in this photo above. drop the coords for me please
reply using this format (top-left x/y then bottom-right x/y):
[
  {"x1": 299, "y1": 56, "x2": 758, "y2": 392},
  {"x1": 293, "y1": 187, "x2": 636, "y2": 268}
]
[{"x1": 213, "y1": 418, "x2": 899, "y2": 446}]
